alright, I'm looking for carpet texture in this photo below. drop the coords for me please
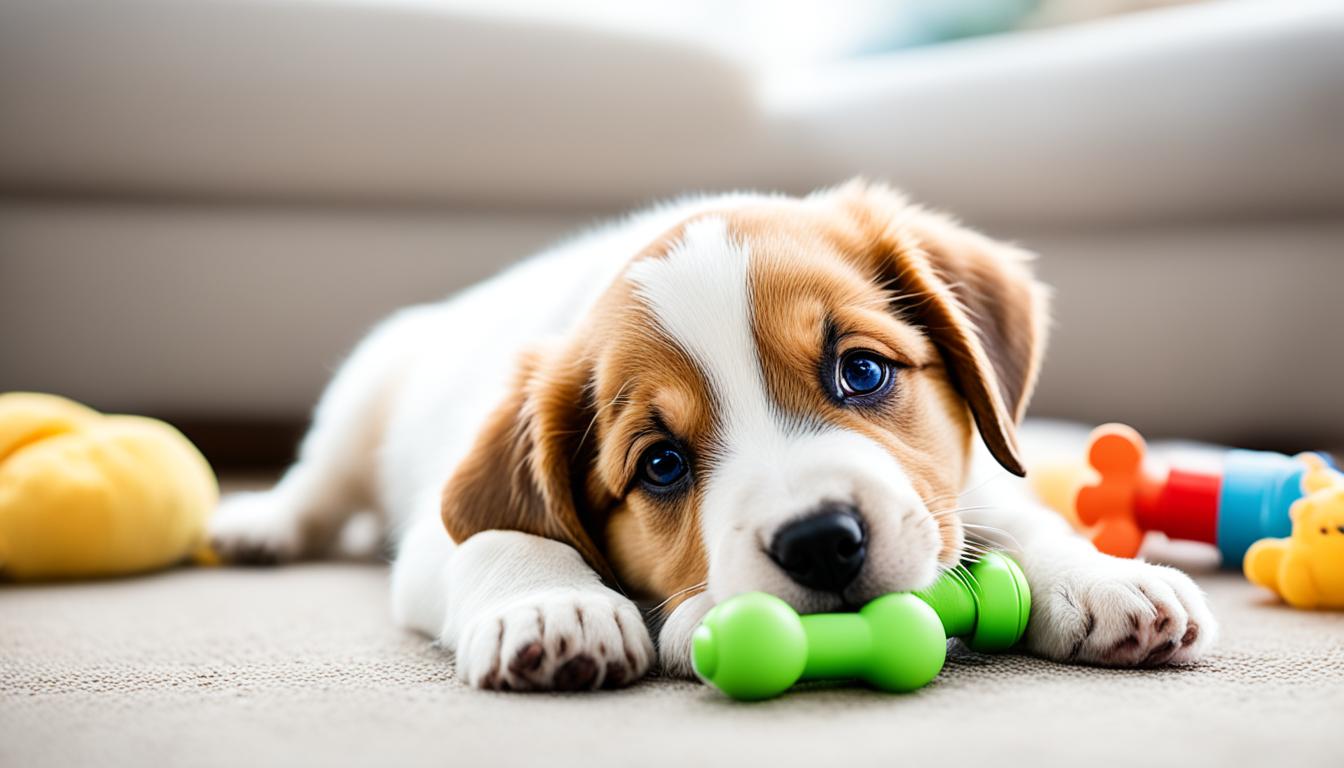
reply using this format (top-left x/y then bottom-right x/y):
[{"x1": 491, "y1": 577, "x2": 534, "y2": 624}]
[{"x1": 2, "y1": 563, "x2": 1341, "y2": 768}]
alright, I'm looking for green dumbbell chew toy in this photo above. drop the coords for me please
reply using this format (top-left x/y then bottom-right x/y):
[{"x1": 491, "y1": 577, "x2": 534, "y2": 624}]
[{"x1": 692, "y1": 551, "x2": 1030, "y2": 700}]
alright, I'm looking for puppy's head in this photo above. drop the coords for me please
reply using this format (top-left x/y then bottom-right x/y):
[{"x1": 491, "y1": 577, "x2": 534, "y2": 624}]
[{"x1": 442, "y1": 181, "x2": 1048, "y2": 614}]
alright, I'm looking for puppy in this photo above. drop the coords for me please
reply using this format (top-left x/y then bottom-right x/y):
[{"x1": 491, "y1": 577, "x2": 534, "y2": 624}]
[{"x1": 211, "y1": 181, "x2": 1216, "y2": 690}]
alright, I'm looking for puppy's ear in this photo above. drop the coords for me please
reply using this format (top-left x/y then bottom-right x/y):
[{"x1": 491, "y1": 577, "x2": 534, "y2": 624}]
[
  {"x1": 440, "y1": 345, "x2": 612, "y2": 580},
  {"x1": 838, "y1": 181, "x2": 1050, "y2": 476}
]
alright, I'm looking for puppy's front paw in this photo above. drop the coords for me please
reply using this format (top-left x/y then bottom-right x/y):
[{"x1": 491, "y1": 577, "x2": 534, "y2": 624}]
[
  {"x1": 1026, "y1": 555, "x2": 1217, "y2": 667},
  {"x1": 209, "y1": 491, "x2": 303, "y2": 565},
  {"x1": 455, "y1": 590, "x2": 654, "y2": 691}
]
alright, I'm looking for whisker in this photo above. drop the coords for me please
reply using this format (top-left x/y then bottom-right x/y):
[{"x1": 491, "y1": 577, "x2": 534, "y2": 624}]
[
  {"x1": 643, "y1": 581, "x2": 708, "y2": 616},
  {"x1": 963, "y1": 539, "x2": 1021, "y2": 556},
  {"x1": 922, "y1": 490, "x2": 963, "y2": 507},
  {"x1": 923, "y1": 474, "x2": 1010, "y2": 513},
  {"x1": 945, "y1": 564, "x2": 974, "y2": 596},
  {"x1": 575, "y1": 379, "x2": 633, "y2": 459},
  {"x1": 958, "y1": 544, "x2": 993, "y2": 559},
  {"x1": 958, "y1": 472, "x2": 1010, "y2": 498},
  {"x1": 964, "y1": 565, "x2": 984, "y2": 589},
  {"x1": 929, "y1": 504, "x2": 1005, "y2": 519},
  {"x1": 961, "y1": 522, "x2": 1023, "y2": 551}
]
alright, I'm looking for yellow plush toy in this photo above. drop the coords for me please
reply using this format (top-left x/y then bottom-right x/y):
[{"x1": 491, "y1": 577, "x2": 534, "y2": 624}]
[
  {"x1": 0, "y1": 392, "x2": 218, "y2": 580},
  {"x1": 1244, "y1": 456, "x2": 1344, "y2": 610}
]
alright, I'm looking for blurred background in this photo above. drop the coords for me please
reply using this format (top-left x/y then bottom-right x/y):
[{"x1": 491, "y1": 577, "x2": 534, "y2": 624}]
[{"x1": 1, "y1": 0, "x2": 1341, "y2": 471}]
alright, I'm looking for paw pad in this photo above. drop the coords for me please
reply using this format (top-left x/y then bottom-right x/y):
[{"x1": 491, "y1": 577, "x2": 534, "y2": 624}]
[{"x1": 553, "y1": 655, "x2": 599, "y2": 690}]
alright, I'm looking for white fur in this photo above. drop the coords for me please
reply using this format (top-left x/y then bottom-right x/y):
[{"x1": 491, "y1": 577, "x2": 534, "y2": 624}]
[
  {"x1": 393, "y1": 525, "x2": 654, "y2": 689},
  {"x1": 211, "y1": 190, "x2": 1216, "y2": 690},
  {"x1": 630, "y1": 220, "x2": 941, "y2": 613}
]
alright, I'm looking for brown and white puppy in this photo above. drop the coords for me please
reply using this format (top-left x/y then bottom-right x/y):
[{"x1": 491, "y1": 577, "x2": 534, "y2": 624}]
[{"x1": 211, "y1": 181, "x2": 1216, "y2": 690}]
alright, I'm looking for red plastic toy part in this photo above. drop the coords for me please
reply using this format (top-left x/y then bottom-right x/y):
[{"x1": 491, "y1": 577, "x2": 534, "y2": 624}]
[
  {"x1": 1144, "y1": 467, "x2": 1219, "y2": 544},
  {"x1": 1074, "y1": 424, "x2": 1222, "y2": 558}
]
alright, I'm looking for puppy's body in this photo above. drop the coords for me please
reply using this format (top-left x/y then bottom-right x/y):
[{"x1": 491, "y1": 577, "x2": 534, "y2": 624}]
[{"x1": 213, "y1": 184, "x2": 1215, "y2": 690}]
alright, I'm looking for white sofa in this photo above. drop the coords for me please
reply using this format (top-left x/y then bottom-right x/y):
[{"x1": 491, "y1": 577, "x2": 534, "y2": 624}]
[{"x1": 2, "y1": 0, "x2": 1341, "y2": 446}]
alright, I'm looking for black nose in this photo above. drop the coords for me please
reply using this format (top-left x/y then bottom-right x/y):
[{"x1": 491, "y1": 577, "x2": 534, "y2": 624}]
[{"x1": 768, "y1": 504, "x2": 867, "y2": 593}]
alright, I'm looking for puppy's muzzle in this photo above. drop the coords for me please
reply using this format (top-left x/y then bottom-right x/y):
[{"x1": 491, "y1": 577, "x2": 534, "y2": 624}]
[{"x1": 768, "y1": 503, "x2": 867, "y2": 593}]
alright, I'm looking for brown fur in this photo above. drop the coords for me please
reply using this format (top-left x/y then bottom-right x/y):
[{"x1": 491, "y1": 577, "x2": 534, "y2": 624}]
[
  {"x1": 735, "y1": 205, "x2": 974, "y2": 564},
  {"x1": 439, "y1": 342, "x2": 615, "y2": 581},
  {"x1": 589, "y1": 295, "x2": 715, "y2": 601},
  {"x1": 832, "y1": 181, "x2": 1048, "y2": 475},
  {"x1": 441, "y1": 180, "x2": 1048, "y2": 605}
]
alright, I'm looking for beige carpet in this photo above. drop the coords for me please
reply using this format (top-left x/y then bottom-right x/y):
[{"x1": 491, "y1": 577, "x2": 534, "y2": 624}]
[{"x1": 2, "y1": 563, "x2": 1342, "y2": 768}]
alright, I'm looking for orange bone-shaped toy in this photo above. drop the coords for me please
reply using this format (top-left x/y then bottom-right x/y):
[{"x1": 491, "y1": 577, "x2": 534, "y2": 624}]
[
  {"x1": 1066, "y1": 423, "x2": 1319, "y2": 566},
  {"x1": 1074, "y1": 425, "x2": 1149, "y2": 558},
  {"x1": 1076, "y1": 425, "x2": 1220, "y2": 558}
]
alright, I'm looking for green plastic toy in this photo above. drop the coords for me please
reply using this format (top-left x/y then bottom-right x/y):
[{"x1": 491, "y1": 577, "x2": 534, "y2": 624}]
[{"x1": 691, "y1": 551, "x2": 1030, "y2": 700}]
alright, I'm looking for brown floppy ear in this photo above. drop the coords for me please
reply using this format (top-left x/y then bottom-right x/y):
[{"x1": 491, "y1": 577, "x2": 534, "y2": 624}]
[
  {"x1": 839, "y1": 181, "x2": 1050, "y2": 476},
  {"x1": 440, "y1": 345, "x2": 613, "y2": 580}
]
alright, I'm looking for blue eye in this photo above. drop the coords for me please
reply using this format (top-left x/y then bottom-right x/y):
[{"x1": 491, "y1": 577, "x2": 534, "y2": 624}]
[
  {"x1": 641, "y1": 442, "x2": 689, "y2": 488},
  {"x1": 838, "y1": 351, "x2": 890, "y2": 397}
]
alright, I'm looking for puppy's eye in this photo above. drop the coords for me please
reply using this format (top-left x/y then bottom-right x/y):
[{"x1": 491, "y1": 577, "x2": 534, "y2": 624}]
[
  {"x1": 837, "y1": 350, "x2": 891, "y2": 398},
  {"x1": 641, "y1": 442, "x2": 689, "y2": 489}
]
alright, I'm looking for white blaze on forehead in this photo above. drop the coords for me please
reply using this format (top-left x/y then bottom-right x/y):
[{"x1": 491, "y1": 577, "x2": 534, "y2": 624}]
[
  {"x1": 627, "y1": 216, "x2": 938, "y2": 604},
  {"x1": 626, "y1": 217, "x2": 782, "y2": 446}
]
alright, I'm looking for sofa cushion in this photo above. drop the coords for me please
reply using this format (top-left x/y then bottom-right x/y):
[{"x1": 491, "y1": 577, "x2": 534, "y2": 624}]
[
  {"x1": 3, "y1": 199, "x2": 1341, "y2": 445},
  {"x1": 1, "y1": 0, "x2": 1341, "y2": 227}
]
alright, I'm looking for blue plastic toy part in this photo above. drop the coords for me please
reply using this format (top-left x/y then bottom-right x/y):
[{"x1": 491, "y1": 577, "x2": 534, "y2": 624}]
[{"x1": 1216, "y1": 450, "x2": 1308, "y2": 564}]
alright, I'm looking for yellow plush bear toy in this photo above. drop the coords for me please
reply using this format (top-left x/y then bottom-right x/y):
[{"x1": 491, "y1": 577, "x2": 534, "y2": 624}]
[
  {"x1": 0, "y1": 392, "x2": 218, "y2": 580},
  {"x1": 1244, "y1": 455, "x2": 1344, "y2": 610}
]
